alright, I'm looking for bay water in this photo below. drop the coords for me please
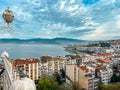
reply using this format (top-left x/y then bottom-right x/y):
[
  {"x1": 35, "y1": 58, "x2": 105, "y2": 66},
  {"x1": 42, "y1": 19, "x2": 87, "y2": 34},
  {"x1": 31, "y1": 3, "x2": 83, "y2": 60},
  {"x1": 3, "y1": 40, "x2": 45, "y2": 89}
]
[{"x1": 0, "y1": 44, "x2": 69, "y2": 59}]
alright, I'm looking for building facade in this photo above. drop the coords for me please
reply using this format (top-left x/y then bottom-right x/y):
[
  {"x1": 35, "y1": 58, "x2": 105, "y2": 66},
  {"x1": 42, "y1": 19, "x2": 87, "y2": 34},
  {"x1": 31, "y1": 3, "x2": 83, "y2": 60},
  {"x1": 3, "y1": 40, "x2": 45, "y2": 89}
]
[
  {"x1": 12, "y1": 58, "x2": 39, "y2": 80},
  {"x1": 66, "y1": 64, "x2": 99, "y2": 90}
]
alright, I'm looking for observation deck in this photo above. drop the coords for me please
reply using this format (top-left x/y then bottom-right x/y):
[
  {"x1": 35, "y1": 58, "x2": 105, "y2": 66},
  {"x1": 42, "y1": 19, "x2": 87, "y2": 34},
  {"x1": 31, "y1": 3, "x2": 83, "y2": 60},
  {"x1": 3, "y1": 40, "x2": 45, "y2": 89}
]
[{"x1": 0, "y1": 51, "x2": 36, "y2": 90}]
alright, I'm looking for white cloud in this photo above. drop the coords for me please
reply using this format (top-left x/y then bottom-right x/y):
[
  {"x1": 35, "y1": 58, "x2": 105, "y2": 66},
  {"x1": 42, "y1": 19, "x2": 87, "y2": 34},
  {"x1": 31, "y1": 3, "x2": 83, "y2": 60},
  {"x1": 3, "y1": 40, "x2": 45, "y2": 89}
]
[
  {"x1": 60, "y1": 1, "x2": 66, "y2": 11},
  {"x1": 1, "y1": 0, "x2": 120, "y2": 40},
  {"x1": 12, "y1": 6, "x2": 33, "y2": 22},
  {"x1": 66, "y1": 5, "x2": 79, "y2": 12},
  {"x1": 80, "y1": 15, "x2": 120, "y2": 40},
  {"x1": 70, "y1": 0, "x2": 75, "y2": 4},
  {"x1": 0, "y1": 33, "x2": 13, "y2": 38}
]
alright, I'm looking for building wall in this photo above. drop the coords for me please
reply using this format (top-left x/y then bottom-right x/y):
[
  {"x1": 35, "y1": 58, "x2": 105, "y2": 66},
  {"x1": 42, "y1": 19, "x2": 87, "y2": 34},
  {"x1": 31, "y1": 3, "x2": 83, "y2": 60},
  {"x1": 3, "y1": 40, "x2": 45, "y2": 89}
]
[
  {"x1": 12, "y1": 59, "x2": 39, "y2": 81},
  {"x1": 78, "y1": 68, "x2": 89, "y2": 90},
  {"x1": 99, "y1": 69, "x2": 113, "y2": 85},
  {"x1": 23, "y1": 63, "x2": 39, "y2": 80},
  {"x1": 66, "y1": 64, "x2": 76, "y2": 82},
  {"x1": 66, "y1": 64, "x2": 99, "y2": 90},
  {"x1": 39, "y1": 58, "x2": 66, "y2": 76}
]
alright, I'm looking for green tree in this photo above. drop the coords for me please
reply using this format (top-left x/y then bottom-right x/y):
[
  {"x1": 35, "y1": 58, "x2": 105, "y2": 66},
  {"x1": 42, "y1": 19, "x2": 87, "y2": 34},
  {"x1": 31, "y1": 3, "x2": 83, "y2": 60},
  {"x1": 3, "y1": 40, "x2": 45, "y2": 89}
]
[
  {"x1": 98, "y1": 81, "x2": 104, "y2": 90},
  {"x1": 58, "y1": 83, "x2": 74, "y2": 90},
  {"x1": 111, "y1": 73, "x2": 119, "y2": 82},
  {"x1": 56, "y1": 73, "x2": 61, "y2": 84},
  {"x1": 37, "y1": 78, "x2": 59, "y2": 90},
  {"x1": 60, "y1": 69, "x2": 66, "y2": 78},
  {"x1": 40, "y1": 56, "x2": 48, "y2": 63},
  {"x1": 100, "y1": 83, "x2": 120, "y2": 90},
  {"x1": 100, "y1": 42, "x2": 110, "y2": 47}
]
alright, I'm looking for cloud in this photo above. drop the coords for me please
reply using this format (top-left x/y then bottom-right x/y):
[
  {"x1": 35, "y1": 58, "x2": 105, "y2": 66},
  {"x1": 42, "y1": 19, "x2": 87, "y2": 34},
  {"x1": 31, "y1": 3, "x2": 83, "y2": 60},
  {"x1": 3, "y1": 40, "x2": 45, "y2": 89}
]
[
  {"x1": 80, "y1": 14, "x2": 120, "y2": 40},
  {"x1": 0, "y1": 33, "x2": 13, "y2": 38},
  {"x1": 0, "y1": 0, "x2": 120, "y2": 40}
]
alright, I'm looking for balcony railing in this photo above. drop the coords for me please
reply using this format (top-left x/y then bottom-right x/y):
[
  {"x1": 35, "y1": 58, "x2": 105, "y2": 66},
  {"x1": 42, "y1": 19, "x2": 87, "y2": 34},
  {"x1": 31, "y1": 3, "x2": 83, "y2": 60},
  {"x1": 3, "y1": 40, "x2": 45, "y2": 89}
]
[
  {"x1": 1, "y1": 51, "x2": 15, "y2": 90},
  {"x1": 1, "y1": 51, "x2": 36, "y2": 90}
]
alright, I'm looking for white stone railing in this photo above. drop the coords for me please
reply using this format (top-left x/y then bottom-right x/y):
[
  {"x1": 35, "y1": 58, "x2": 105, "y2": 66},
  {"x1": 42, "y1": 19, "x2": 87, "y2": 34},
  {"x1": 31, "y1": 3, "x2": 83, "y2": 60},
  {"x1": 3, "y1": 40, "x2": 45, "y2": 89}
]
[
  {"x1": 1, "y1": 51, "x2": 36, "y2": 90},
  {"x1": 1, "y1": 51, "x2": 14, "y2": 90}
]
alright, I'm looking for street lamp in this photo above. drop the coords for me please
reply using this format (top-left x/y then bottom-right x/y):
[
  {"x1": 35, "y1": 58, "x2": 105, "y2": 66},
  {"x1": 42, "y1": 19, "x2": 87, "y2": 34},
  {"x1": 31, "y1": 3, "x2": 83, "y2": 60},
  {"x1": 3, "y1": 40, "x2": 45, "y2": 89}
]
[{"x1": 0, "y1": 7, "x2": 14, "y2": 34}]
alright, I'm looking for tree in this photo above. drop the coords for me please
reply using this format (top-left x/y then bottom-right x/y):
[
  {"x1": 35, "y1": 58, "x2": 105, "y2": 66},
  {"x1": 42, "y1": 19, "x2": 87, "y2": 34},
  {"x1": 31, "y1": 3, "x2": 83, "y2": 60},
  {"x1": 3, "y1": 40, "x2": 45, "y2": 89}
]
[
  {"x1": 40, "y1": 56, "x2": 47, "y2": 63},
  {"x1": 111, "y1": 73, "x2": 119, "y2": 82},
  {"x1": 100, "y1": 83, "x2": 120, "y2": 90},
  {"x1": 58, "y1": 83, "x2": 74, "y2": 90},
  {"x1": 98, "y1": 81, "x2": 104, "y2": 90},
  {"x1": 37, "y1": 78, "x2": 59, "y2": 90},
  {"x1": 100, "y1": 42, "x2": 110, "y2": 47},
  {"x1": 56, "y1": 73, "x2": 61, "y2": 84},
  {"x1": 60, "y1": 69, "x2": 66, "y2": 78}
]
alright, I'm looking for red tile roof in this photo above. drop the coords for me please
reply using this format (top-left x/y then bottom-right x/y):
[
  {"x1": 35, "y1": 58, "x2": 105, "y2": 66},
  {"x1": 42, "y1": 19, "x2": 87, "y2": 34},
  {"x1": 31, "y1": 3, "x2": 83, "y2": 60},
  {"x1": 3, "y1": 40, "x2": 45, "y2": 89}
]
[
  {"x1": 92, "y1": 53, "x2": 110, "y2": 57},
  {"x1": 95, "y1": 68, "x2": 100, "y2": 72},
  {"x1": 41, "y1": 56, "x2": 52, "y2": 60},
  {"x1": 74, "y1": 55, "x2": 81, "y2": 58},
  {"x1": 12, "y1": 58, "x2": 40, "y2": 66},
  {"x1": 102, "y1": 58, "x2": 112, "y2": 63},
  {"x1": 79, "y1": 66, "x2": 89, "y2": 71},
  {"x1": 81, "y1": 55, "x2": 87, "y2": 58}
]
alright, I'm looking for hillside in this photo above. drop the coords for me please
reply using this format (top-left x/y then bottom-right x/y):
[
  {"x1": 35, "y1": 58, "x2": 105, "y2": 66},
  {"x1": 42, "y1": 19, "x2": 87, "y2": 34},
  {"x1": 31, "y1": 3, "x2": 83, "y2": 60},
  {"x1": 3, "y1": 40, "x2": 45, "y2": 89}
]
[{"x1": 0, "y1": 38, "x2": 87, "y2": 44}]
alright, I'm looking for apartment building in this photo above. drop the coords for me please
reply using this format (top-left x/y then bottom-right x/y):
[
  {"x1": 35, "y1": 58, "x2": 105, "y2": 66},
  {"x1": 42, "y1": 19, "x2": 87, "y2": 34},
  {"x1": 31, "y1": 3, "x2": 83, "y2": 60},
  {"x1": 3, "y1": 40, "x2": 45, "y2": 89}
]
[
  {"x1": 110, "y1": 43, "x2": 120, "y2": 52},
  {"x1": 54, "y1": 56, "x2": 66, "y2": 73},
  {"x1": 111, "y1": 54, "x2": 120, "y2": 66},
  {"x1": 95, "y1": 60, "x2": 113, "y2": 85},
  {"x1": 101, "y1": 58, "x2": 113, "y2": 68},
  {"x1": 39, "y1": 56, "x2": 66, "y2": 76},
  {"x1": 66, "y1": 57, "x2": 114, "y2": 89},
  {"x1": 91, "y1": 53, "x2": 111, "y2": 60},
  {"x1": 39, "y1": 56, "x2": 53, "y2": 76},
  {"x1": 65, "y1": 54, "x2": 83, "y2": 65},
  {"x1": 78, "y1": 53, "x2": 112, "y2": 65},
  {"x1": 91, "y1": 59, "x2": 113, "y2": 85},
  {"x1": 95, "y1": 66, "x2": 113, "y2": 85},
  {"x1": 12, "y1": 58, "x2": 39, "y2": 80},
  {"x1": 117, "y1": 60, "x2": 120, "y2": 72},
  {"x1": 66, "y1": 64, "x2": 99, "y2": 90}
]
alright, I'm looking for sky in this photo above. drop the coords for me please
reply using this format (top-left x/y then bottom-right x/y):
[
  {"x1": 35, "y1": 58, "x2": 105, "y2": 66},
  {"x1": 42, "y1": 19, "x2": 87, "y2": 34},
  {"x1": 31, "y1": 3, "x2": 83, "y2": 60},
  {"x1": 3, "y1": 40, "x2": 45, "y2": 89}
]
[{"x1": 0, "y1": 0, "x2": 120, "y2": 40}]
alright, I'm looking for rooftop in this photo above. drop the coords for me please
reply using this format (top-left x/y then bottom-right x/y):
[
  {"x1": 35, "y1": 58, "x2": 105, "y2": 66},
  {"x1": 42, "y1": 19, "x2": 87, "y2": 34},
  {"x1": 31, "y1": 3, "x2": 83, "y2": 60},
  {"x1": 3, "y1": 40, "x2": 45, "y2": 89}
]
[
  {"x1": 102, "y1": 58, "x2": 112, "y2": 63},
  {"x1": 12, "y1": 58, "x2": 40, "y2": 66},
  {"x1": 79, "y1": 65, "x2": 89, "y2": 71}
]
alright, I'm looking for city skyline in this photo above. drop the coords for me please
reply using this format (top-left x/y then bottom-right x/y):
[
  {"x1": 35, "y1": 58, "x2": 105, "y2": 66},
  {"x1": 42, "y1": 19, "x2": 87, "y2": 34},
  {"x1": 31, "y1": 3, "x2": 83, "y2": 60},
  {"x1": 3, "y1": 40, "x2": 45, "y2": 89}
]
[{"x1": 0, "y1": 0, "x2": 120, "y2": 40}]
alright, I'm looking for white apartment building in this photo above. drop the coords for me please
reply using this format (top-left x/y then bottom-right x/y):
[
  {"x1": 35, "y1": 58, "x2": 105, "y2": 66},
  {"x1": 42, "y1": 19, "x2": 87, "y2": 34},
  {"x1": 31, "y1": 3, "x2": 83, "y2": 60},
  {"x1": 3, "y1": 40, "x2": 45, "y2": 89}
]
[
  {"x1": 102, "y1": 58, "x2": 113, "y2": 68},
  {"x1": 78, "y1": 53, "x2": 112, "y2": 65},
  {"x1": 97, "y1": 67, "x2": 113, "y2": 85},
  {"x1": 93, "y1": 59, "x2": 113, "y2": 85},
  {"x1": 110, "y1": 44, "x2": 120, "y2": 52},
  {"x1": 12, "y1": 58, "x2": 39, "y2": 80},
  {"x1": 39, "y1": 56, "x2": 66, "y2": 76},
  {"x1": 111, "y1": 55, "x2": 120, "y2": 66}
]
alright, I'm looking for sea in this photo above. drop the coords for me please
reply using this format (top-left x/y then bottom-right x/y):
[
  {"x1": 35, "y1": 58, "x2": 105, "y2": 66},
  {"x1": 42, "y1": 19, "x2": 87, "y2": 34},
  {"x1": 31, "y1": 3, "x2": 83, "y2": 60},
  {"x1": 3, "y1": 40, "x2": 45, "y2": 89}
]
[{"x1": 0, "y1": 44, "x2": 69, "y2": 59}]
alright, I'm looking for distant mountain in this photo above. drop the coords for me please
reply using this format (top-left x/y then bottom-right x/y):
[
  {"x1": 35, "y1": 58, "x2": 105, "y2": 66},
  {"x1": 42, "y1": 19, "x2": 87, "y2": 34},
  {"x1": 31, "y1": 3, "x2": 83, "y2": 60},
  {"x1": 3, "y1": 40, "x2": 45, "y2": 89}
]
[{"x1": 0, "y1": 38, "x2": 87, "y2": 44}]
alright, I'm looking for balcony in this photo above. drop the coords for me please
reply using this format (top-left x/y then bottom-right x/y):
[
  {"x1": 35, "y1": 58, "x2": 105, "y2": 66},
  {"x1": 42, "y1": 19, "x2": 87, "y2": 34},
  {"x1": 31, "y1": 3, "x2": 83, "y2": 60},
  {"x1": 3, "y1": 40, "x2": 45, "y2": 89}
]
[
  {"x1": 94, "y1": 79, "x2": 99, "y2": 82},
  {"x1": 1, "y1": 51, "x2": 38, "y2": 90},
  {"x1": 85, "y1": 74, "x2": 94, "y2": 78}
]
